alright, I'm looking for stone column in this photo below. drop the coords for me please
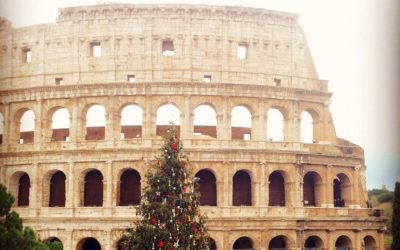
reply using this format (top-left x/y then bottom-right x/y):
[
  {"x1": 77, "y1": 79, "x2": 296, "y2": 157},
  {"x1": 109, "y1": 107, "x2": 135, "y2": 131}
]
[
  {"x1": 354, "y1": 230, "x2": 361, "y2": 250},
  {"x1": 67, "y1": 161, "x2": 74, "y2": 208},
  {"x1": 180, "y1": 95, "x2": 191, "y2": 140},
  {"x1": 219, "y1": 101, "x2": 231, "y2": 141},
  {"x1": 31, "y1": 163, "x2": 39, "y2": 212},
  {"x1": 259, "y1": 162, "x2": 267, "y2": 206},
  {"x1": 70, "y1": 98, "x2": 81, "y2": 143},
  {"x1": 105, "y1": 97, "x2": 115, "y2": 144},
  {"x1": 324, "y1": 165, "x2": 334, "y2": 207},
  {"x1": 353, "y1": 165, "x2": 361, "y2": 207},
  {"x1": 3, "y1": 104, "x2": 10, "y2": 145},
  {"x1": 142, "y1": 95, "x2": 153, "y2": 139},
  {"x1": 254, "y1": 99, "x2": 266, "y2": 141},
  {"x1": 34, "y1": 99, "x2": 43, "y2": 150},
  {"x1": 65, "y1": 229, "x2": 73, "y2": 250},
  {"x1": 222, "y1": 162, "x2": 230, "y2": 207},
  {"x1": 105, "y1": 161, "x2": 113, "y2": 210}
]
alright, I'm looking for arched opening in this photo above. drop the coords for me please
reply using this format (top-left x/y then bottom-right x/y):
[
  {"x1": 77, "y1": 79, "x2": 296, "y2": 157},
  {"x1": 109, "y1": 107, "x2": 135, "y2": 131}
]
[
  {"x1": 207, "y1": 237, "x2": 217, "y2": 250},
  {"x1": 20, "y1": 110, "x2": 35, "y2": 144},
  {"x1": 195, "y1": 170, "x2": 217, "y2": 206},
  {"x1": 233, "y1": 237, "x2": 253, "y2": 250},
  {"x1": 51, "y1": 108, "x2": 70, "y2": 141},
  {"x1": 303, "y1": 171, "x2": 323, "y2": 207},
  {"x1": 44, "y1": 237, "x2": 63, "y2": 249},
  {"x1": 85, "y1": 105, "x2": 106, "y2": 140},
  {"x1": 18, "y1": 173, "x2": 30, "y2": 207},
  {"x1": 231, "y1": 106, "x2": 252, "y2": 140},
  {"x1": 334, "y1": 173, "x2": 351, "y2": 207},
  {"x1": 84, "y1": 170, "x2": 103, "y2": 207},
  {"x1": 363, "y1": 236, "x2": 377, "y2": 250},
  {"x1": 49, "y1": 171, "x2": 66, "y2": 207},
  {"x1": 304, "y1": 236, "x2": 324, "y2": 249},
  {"x1": 77, "y1": 237, "x2": 101, "y2": 250},
  {"x1": 120, "y1": 104, "x2": 143, "y2": 139},
  {"x1": 300, "y1": 111, "x2": 313, "y2": 143},
  {"x1": 269, "y1": 236, "x2": 287, "y2": 250},
  {"x1": 267, "y1": 108, "x2": 284, "y2": 141},
  {"x1": 156, "y1": 104, "x2": 181, "y2": 137},
  {"x1": 335, "y1": 235, "x2": 352, "y2": 250},
  {"x1": 193, "y1": 104, "x2": 217, "y2": 138},
  {"x1": 233, "y1": 170, "x2": 252, "y2": 206},
  {"x1": 119, "y1": 169, "x2": 141, "y2": 206},
  {"x1": 0, "y1": 112, "x2": 4, "y2": 144},
  {"x1": 269, "y1": 171, "x2": 285, "y2": 206}
]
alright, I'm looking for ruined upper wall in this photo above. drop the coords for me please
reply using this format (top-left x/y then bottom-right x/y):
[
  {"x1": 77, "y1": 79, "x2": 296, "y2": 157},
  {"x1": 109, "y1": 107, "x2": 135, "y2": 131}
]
[{"x1": 0, "y1": 4, "x2": 325, "y2": 90}]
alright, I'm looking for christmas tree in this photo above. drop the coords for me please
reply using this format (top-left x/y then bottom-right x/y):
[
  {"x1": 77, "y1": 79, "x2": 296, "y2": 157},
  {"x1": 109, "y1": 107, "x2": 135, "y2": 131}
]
[{"x1": 120, "y1": 126, "x2": 210, "y2": 250}]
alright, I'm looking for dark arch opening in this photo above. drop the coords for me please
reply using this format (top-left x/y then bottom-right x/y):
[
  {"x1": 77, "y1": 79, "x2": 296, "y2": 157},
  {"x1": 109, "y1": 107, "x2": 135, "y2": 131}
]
[
  {"x1": 334, "y1": 174, "x2": 351, "y2": 207},
  {"x1": 304, "y1": 236, "x2": 323, "y2": 249},
  {"x1": 195, "y1": 170, "x2": 217, "y2": 206},
  {"x1": 233, "y1": 237, "x2": 253, "y2": 249},
  {"x1": 119, "y1": 169, "x2": 141, "y2": 206},
  {"x1": 363, "y1": 236, "x2": 376, "y2": 250},
  {"x1": 303, "y1": 172, "x2": 322, "y2": 207},
  {"x1": 84, "y1": 170, "x2": 103, "y2": 207},
  {"x1": 49, "y1": 171, "x2": 66, "y2": 207},
  {"x1": 233, "y1": 170, "x2": 252, "y2": 206},
  {"x1": 269, "y1": 171, "x2": 285, "y2": 206},
  {"x1": 78, "y1": 237, "x2": 101, "y2": 250},
  {"x1": 269, "y1": 236, "x2": 287, "y2": 249},
  {"x1": 207, "y1": 237, "x2": 217, "y2": 250},
  {"x1": 18, "y1": 173, "x2": 30, "y2": 207},
  {"x1": 335, "y1": 235, "x2": 352, "y2": 250}
]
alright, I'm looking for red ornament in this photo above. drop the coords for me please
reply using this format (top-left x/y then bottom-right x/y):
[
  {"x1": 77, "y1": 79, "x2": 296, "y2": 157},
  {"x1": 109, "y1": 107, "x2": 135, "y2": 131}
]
[
  {"x1": 158, "y1": 240, "x2": 165, "y2": 247},
  {"x1": 170, "y1": 142, "x2": 178, "y2": 150},
  {"x1": 152, "y1": 218, "x2": 157, "y2": 225}
]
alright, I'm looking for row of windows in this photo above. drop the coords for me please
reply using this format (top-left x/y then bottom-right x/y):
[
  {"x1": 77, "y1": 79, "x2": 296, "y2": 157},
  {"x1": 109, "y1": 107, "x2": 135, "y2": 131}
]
[
  {"x1": 0, "y1": 103, "x2": 316, "y2": 144},
  {"x1": 41, "y1": 234, "x2": 378, "y2": 250},
  {"x1": 22, "y1": 40, "x2": 251, "y2": 64},
  {"x1": 11, "y1": 168, "x2": 352, "y2": 208}
]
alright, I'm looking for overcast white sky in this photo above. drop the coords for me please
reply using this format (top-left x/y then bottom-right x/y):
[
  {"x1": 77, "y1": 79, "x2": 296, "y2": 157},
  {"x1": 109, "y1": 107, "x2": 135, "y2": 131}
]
[{"x1": 0, "y1": 0, "x2": 399, "y2": 190}]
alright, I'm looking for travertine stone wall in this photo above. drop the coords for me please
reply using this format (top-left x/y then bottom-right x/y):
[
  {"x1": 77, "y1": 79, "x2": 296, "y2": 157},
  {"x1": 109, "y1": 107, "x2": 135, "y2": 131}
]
[{"x1": 0, "y1": 4, "x2": 385, "y2": 250}]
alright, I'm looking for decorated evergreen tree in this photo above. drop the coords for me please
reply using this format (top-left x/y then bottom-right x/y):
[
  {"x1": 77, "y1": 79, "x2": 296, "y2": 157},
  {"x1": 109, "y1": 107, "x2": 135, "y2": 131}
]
[
  {"x1": 120, "y1": 126, "x2": 209, "y2": 250},
  {"x1": 392, "y1": 182, "x2": 400, "y2": 250}
]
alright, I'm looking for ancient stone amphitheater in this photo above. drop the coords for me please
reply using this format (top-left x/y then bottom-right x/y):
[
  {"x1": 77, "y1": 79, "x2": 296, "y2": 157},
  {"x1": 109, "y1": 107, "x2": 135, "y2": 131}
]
[{"x1": 0, "y1": 4, "x2": 386, "y2": 250}]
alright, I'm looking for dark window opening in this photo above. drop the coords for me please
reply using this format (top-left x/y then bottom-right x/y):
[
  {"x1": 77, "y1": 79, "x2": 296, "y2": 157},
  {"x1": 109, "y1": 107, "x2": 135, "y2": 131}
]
[
  {"x1": 162, "y1": 40, "x2": 175, "y2": 56},
  {"x1": 49, "y1": 171, "x2": 66, "y2": 207},
  {"x1": 23, "y1": 48, "x2": 32, "y2": 63},
  {"x1": 303, "y1": 173, "x2": 316, "y2": 206},
  {"x1": 55, "y1": 77, "x2": 63, "y2": 85},
  {"x1": 119, "y1": 170, "x2": 141, "y2": 206},
  {"x1": 333, "y1": 178, "x2": 344, "y2": 207},
  {"x1": 18, "y1": 173, "x2": 30, "y2": 207},
  {"x1": 274, "y1": 78, "x2": 281, "y2": 86},
  {"x1": 195, "y1": 170, "x2": 217, "y2": 206},
  {"x1": 203, "y1": 75, "x2": 211, "y2": 83},
  {"x1": 269, "y1": 236, "x2": 287, "y2": 249},
  {"x1": 79, "y1": 237, "x2": 101, "y2": 250},
  {"x1": 233, "y1": 170, "x2": 251, "y2": 206},
  {"x1": 127, "y1": 74, "x2": 136, "y2": 83},
  {"x1": 84, "y1": 170, "x2": 103, "y2": 207}
]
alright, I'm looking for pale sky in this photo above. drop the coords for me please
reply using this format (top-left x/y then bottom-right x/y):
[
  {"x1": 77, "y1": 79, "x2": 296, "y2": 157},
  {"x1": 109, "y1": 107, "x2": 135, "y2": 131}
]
[{"x1": 1, "y1": 0, "x2": 399, "y2": 190}]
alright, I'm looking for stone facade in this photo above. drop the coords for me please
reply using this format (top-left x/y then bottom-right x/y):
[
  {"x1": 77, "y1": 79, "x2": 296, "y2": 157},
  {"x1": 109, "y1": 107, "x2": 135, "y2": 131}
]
[{"x1": 0, "y1": 4, "x2": 385, "y2": 250}]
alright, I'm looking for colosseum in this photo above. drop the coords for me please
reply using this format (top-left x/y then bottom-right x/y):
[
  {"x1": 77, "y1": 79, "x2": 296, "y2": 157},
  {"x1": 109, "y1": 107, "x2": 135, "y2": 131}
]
[{"x1": 0, "y1": 3, "x2": 386, "y2": 250}]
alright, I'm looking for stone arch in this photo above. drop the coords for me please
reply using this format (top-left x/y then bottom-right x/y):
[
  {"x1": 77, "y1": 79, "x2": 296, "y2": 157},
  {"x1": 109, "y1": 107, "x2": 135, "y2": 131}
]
[
  {"x1": 268, "y1": 235, "x2": 288, "y2": 249},
  {"x1": 195, "y1": 169, "x2": 217, "y2": 206},
  {"x1": 49, "y1": 107, "x2": 70, "y2": 142},
  {"x1": 207, "y1": 237, "x2": 217, "y2": 250},
  {"x1": 85, "y1": 104, "x2": 106, "y2": 140},
  {"x1": 77, "y1": 237, "x2": 101, "y2": 250},
  {"x1": 232, "y1": 236, "x2": 253, "y2": 249},
  {"x1": 300, "y1": 110, "x2": 313, "y2": 143},
  {"x1": 18, "y1": 109, "x2": 35, "y2": 144},
  {"x1": 193, "y1": 104, "x2": 217, "y2": 138},
  {"x1": 231, "y1": 105, "x2": 252, "y2": 140},
  {"x1": 333, "y1": 173, "x2": 351, "y2": 207},
  {"x1": 10, "y1": 171, "x2": 30, "y2": 207},
  {"x1": 303, "y1": 171, "x2": 323, "y2": 206},
  {"x1": 269, "y1": 171, "x2": 286, "y2": 206},
  {"x1": 233, "y1": 170, "x2": 252, "y2": 206},
  {"x1": 156, "y1": 103, "x2": 181, "y2": 137},
  {"x1": 118, "y1": 168, "x2": 141, "y2": 206},
  {"x1": 44, "y1": 237, "x2": 63, "y2": 249},
  {"x1": 335, "y1": 235, "x2": 352, "y2": 249},
  {"x1": 120, "y1": 104, "x2": 143, "y2": 139},
  {"x1": 0, "y1": 112, "x2": 4, "y2": 144},
  {"x1": 83, "y1": 169, "x2": 104, "y2": 207},
  {"x1": 304, "y1": 235, "x2": 324, "y2": 249},
  {"x1": 266, "y1": 108, "x2": 285, "y2": 141},
  {"x1": 363, "y1": 235, "x2": 377, "y2": 250}
]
